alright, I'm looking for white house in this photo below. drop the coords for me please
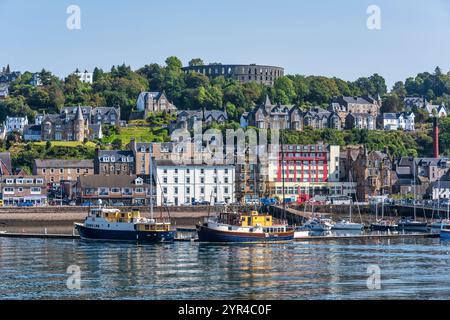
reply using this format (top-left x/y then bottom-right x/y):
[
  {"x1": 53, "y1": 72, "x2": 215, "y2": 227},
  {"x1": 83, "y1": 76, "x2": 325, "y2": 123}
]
[
  {"x1": 5, "y1": 116, "x2": 28, "y2": 133},
  {"x1": 74, "y1": 70, "x2": 93, "y2": 84},
  {"x1": 381, "y1": 112, "x2": 415, "y2": 131},
  {"x1": 432, "y1": 181, "x2": 450, "y2": 200},
  {"x1": 397, "y1": 112, "x2": 415, "y2": 131},
  {"x1": 155, "y1": 160, "x2": 235, "y2": 206},
  {"x1": 426, "y1": 103, "x2": 447, "y2": 118}
]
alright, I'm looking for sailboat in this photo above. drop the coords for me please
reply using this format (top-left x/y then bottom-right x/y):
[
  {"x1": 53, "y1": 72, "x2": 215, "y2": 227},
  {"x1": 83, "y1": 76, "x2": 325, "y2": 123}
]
[
  {"x1": 397, "y1": 159, "x2": 428, "y2": 232},
  {"x1": 75, "y1": 150, "x2": 176, "y2": 243},
  {"x1": 332, "y1": 169, "x2": 364, "y2": 231},
  {"x1": 332, "y1": 199, "x2": 364, "y2": 230},
  {"x1": 370, "y1": 199, "x2": 398, "y2": 231}
]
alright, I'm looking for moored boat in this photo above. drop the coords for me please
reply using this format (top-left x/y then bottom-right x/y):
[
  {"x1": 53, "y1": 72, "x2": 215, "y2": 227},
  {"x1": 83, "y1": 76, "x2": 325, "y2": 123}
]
[
  {"x1": 303, "y1": 217, "x2": 333, "y2": 232},
  {"x1": 75, "y1": 205, "x2": 176, "y2": 243},
  {"x1": 196, "y1": 210, "x2": 294, "y2": 243},
  {"x1": 397, "y1": 217, "x2": 428, "y2": 232},
  {"x1": 440, "y1": 221, "x2": 450, "y2": 238},
  {"x1": 332, "y1": 219, "x2": 364, "y2": 231},
  {"x1": 370, "y1": 219, "x2": 398, "y2": 231}
]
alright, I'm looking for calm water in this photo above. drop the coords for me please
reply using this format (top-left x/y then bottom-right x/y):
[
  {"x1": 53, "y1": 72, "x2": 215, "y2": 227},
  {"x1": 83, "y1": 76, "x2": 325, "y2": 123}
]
[{"x1": 1, "y1": 237, "x2": 450, "y2": 300}]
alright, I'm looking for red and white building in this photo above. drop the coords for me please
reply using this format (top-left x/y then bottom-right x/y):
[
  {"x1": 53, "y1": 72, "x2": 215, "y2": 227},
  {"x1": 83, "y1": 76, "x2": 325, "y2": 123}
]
[{"x1": 267, "y1": 143, "x2": 354, "y2": 203}]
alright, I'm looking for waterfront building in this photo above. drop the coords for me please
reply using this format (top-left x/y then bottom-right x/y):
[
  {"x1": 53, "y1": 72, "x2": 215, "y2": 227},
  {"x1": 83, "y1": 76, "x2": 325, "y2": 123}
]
[
  {"x1": 75, "y1": 175, "x2": 150, "y2": 206},
  {"x1": 155, "y1": 160, "x2": 235, "y2": 206},
  {"x1": 392, "y1": 157, "x2": 450, "y2": 198},
  {"x1": 331, "y1": 95, "x2": 382, "y2": 121},
  {"x1": 74, "y1": 69, "x2": 93, "y2": 84},
  {"x1": 127, "y1": 140, "x2": 152, "y2": 177},
  {"x1": 266, "y1": 143, "x2": 347, "y2": 203},
  {"x1": 33, "y1": 159, "x2": 94, "y2": 183},
  {"x1": 5, "y1": 116, "x2": 28, "y2": 133},
  {"x1": 182, "y1": 63, "x2": 284, "y2": 86},
  {"x1": 431, "y1": 180, "x2": 450, "y2": 200},
  {"x1": 353, "y1": 148, "x2": 393, "y2": 202},
  {"x1": 94, "y1": 149, "x2": 135, "y2": 175},
  {"x1": 1, "y1": 175, "x2": 47, "y2": 206}
]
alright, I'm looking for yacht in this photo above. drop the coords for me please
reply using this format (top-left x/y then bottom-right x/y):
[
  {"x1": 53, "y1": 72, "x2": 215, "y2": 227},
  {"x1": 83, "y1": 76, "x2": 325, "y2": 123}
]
[
  {"x1": 332, "y1": 219, "x2": 364, "y2": 231},
  {"x1": 440, "y1": 221, "x2": 450, "y2": 239},
  {"x1": 303, "y1": 217, "x2": 333, "y2": 232},
  {"x1": 397, "y1": 217, "x2": 428, "y2": 232}
]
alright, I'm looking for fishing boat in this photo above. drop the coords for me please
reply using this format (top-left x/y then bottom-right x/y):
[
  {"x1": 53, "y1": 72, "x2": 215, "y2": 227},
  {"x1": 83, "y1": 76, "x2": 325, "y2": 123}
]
[
  {"x1": 74, "y1": 204, "x2": 176, "y2": 243},
  {"x1": 196, "y1": 210, "x2": 295, "y2": 243},
  {"x1": 74, "y1": 149, "x2": 176, "y2": 243}
]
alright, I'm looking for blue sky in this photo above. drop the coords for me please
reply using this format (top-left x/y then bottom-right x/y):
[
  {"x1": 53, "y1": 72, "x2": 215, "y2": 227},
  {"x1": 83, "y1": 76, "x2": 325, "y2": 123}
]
[{"x1": 0, "y1": 0, "x2": 449, "y2": 88}]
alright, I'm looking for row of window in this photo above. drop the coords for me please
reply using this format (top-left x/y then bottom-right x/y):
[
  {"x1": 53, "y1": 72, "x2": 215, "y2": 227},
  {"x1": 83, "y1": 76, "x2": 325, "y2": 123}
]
[
  {"x1": 160, "y1": 168, "x2": 230, "y2": 175},
  {"x1": 100, "y1": 156, "x2": 134, "y2": 163},
  {"x1": 162, "y1": 176, "x2": 231, "y2": 184},
  {"x1": 42, "y1": 168, "x2": 90, "y2": 174},
  {"x1": 84, "y1": 187, "x2": 147, "y2": 195},
  {"x1": 3, "y1": 187, "x2": 42, "y2": 194},
  {"x1": 4, "y1": 178, "x2": 44, "y2": 185},
  {"x1": 162, "y1": 186, "x2": 230, "y2": 195}
]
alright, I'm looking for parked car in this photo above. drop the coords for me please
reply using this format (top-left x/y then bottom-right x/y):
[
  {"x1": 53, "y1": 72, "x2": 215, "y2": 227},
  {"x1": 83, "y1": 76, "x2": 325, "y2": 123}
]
[
  {"x1": 199, "y1": 200, "x2": 210, "y2": 205},
  {"x1": 113, "y1": 202, "x2": 125, "y2": 206}
]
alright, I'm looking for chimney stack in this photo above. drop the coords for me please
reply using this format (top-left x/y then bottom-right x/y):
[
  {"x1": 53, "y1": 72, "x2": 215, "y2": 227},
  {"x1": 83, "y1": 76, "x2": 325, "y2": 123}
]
[{"x1": 433, "y1": 117, "x2": 439, "y2": 159}]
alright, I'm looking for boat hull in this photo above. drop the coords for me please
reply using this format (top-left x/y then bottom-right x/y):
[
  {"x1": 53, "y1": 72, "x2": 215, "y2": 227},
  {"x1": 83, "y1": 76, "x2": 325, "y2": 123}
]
[
  {"x1": 332, "y1": 224, "x2": 364, "y2": 231},
  {"x1": 370, "y1": 224, "x2": 397, "y2": 231},
  {"x1": 397, "y1": 223, "x2": 428, "y2": 232},
  {"x1": 75, "y1": 224, "x2": 176, "y2": 243},
  {"x1": 196, "y1": 224, "x2": 294, "y2": 243},
  {"x1": 440, "y1": 230, "x2": 450, "y2": 238}
]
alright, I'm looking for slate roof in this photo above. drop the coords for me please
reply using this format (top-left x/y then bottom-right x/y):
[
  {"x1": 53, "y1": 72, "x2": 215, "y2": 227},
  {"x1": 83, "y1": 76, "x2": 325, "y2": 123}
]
[{"x1": 34, "y1": 159, "x2": 94, "y2": 168}]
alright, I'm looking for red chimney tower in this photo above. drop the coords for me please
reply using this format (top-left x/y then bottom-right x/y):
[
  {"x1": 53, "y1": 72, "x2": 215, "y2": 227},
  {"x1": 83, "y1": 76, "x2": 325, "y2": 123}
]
[{"x1": 433, "y1": 117, "x2": 439, "y2": 159}]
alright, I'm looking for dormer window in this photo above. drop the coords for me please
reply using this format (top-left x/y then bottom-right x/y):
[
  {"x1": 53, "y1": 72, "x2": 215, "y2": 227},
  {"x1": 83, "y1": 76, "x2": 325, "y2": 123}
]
[
  {"x1": 103, "y1": 156, "x2": 110, "y2": 162},
  {"x1": 135, "y1": 178, "x2": 143, "y2": 185},
  {"x1": 110, "y1": 157, "x2": 115, "y2": 162}
]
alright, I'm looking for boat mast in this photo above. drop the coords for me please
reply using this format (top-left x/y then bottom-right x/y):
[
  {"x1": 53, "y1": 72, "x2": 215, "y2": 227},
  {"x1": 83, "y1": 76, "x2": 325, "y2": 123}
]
[
  {"x1": 413, "y1": 158, "x2": 416, "y2": 220},
  {"x1": 281, "y1": 130, "x2": 286, "y2": 221},
  {"x1": 149, "y1": 149, "x2": 154, "y2": 220}
]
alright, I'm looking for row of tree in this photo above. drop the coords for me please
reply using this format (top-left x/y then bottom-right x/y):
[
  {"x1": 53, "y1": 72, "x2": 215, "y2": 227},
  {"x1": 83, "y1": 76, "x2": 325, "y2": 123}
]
[{"x1": 1, "y1": 57, "x2": 449, "y2": 124}]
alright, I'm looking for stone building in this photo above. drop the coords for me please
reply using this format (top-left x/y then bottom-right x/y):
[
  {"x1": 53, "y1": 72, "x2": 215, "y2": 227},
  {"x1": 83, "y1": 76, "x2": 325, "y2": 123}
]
[
  {"x1": 41, "y1": 105, "x2": 88, "y2": 141},
  {"x1": 345, "y1": 113, "x2": 376, "y2": 130},
  {"x1": 182, "y1": 64, "x2": 284, "y2": 86},
  {"x1": 303, "y1": 107, "x2": 342, "y2": 130},
  {"x1": 171, "y1": 109, "x2": 228, "y2": 132},
  {"x1": 245, "y1": 96, "x2": 299, "y2": 130},
  {"x1": 331, "y1": 95, "x2": 382, "y2": 121},
  {"x1": 94, "y1": 149, "x2": 135, "y2": 175},
  {"x1": 134, "y1": 92, "x2": 177, "y2": 119},
  {"x1": 75, "y1": 175, "x2": 150, "y2": 206},
  {"x1": 353, "y1": 148, "x2": 393, "y2": 202},
  {"x1": 33, "y1": 159, "x2": 94, "y2": 183}
]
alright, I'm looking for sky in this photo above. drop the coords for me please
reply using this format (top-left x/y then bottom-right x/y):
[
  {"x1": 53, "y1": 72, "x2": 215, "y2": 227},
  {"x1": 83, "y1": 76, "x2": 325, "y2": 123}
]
[{"x1": 0, "y1": 0, "x2": 450, "y2": 88}]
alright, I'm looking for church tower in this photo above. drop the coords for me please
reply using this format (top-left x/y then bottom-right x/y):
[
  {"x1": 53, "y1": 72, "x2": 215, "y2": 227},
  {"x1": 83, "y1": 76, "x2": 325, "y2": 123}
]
[{"x1": 74, "y1": 105, "x2": 86, "y2": 142}]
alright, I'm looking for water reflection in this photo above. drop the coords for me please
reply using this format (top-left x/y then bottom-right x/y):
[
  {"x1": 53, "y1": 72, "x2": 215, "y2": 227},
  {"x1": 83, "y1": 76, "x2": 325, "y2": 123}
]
[{"x1": 1, "y1": 237, "x2": 450, "y2": 299}]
